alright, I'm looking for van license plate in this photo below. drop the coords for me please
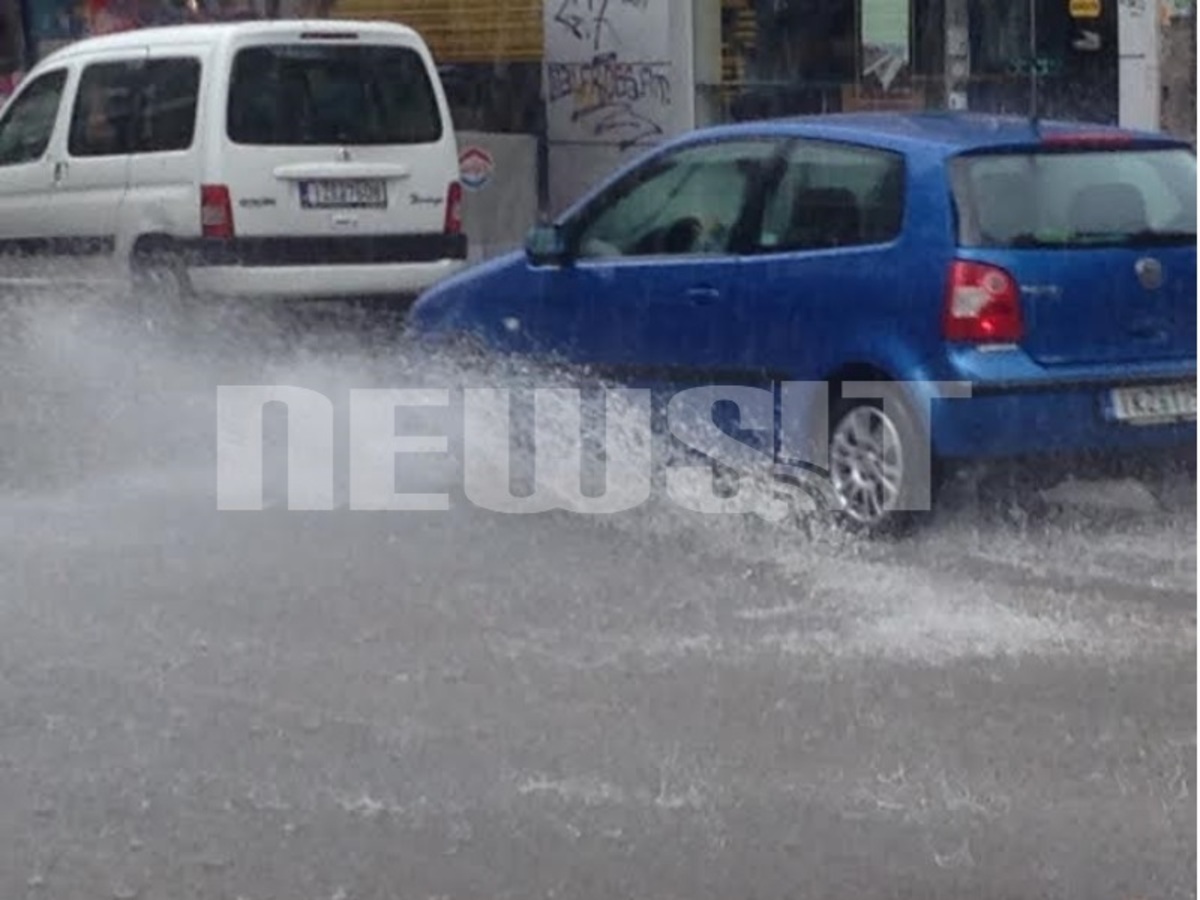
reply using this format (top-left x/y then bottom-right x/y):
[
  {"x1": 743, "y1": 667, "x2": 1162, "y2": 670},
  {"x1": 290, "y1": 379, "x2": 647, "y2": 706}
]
[
  {"x1": 1108, "y1": 382, "x2": 1197, "y2": 424},
  {"x1": 299, "y1": 179, "x2": 387, "y2": 209}
]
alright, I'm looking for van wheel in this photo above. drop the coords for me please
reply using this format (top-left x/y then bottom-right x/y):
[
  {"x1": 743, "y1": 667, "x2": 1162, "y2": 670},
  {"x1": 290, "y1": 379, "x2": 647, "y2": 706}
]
[
  {"x1": 827, "y1": 387, "x2": 941, "y2": 537},
  {"x1": 130, "y1": 249, "x2": 195, "y2": 325}
]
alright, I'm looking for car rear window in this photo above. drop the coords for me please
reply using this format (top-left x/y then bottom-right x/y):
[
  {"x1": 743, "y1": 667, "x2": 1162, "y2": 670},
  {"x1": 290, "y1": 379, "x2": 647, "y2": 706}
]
[
  {"x1": 949, "y1": 146, "x2": 1196, "y2": 248},
  {"x1": 226, "y1": 43, "x2": 442, "y2": 146}
]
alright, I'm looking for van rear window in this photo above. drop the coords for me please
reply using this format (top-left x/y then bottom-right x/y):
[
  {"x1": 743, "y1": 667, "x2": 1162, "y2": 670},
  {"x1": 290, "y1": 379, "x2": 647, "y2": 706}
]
[
  {"x1": 226, "y1": 44, "x2": 442, "y2": 146},
  {"x1": 949, "y1": 147, "x2": 1196, "y2": 249}
]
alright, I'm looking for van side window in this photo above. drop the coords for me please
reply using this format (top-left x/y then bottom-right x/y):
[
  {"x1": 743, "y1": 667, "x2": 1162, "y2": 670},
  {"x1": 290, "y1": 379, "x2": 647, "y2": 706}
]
[
  {"x1": 136, "y1": 58, "x2": 201, "y2": 153},
  {"x1": 0, "y1": 69, "x2": 67, "y2": 166},
  {"x1": 69, "y1": 61, "x2": 138, "y2": 157},
  {"x1": 756, "y1": 141, "x2": 906, "y2": 252}
]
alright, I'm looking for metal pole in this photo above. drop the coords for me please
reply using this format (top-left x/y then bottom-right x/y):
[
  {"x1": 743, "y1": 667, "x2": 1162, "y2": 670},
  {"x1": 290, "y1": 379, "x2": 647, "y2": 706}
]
[
  {"x1": 16, "y1": 0, "x2": 34, "y2": 70},
  {"x1": 1028, "y1": 0, "x2": 1039, "y2": 120}
]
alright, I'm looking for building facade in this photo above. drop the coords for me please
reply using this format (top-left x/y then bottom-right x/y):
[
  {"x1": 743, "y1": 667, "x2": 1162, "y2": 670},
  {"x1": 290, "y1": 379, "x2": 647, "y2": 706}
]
[
  {"x1": 701, "y1": 0, "x2": 1175, "y2": 128},
  {"x1": 541, "y1": 0, "x2": 1188, "y2": 211},
  {"x1": 1, "y1": 0, "x2": 1192, "y2": 221}
]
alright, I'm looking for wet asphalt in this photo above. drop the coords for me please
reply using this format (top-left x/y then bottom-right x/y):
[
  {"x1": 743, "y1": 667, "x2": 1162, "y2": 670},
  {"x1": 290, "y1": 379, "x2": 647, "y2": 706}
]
[{"x1": 0, "y1": 295, "x2": 1194, "y2": 900}]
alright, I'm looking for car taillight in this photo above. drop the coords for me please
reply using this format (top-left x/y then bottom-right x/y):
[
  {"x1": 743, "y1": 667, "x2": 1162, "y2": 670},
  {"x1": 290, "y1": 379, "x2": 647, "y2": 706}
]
[
  {"x1": 444, "y1": 181, "x2": 463, "y2": 234},
  {"x1": 201, "y1": 184, "x2": 234, "y2": 239},
  {"x1": 943, "y1": 259, "x2": 1023, "y2": 343}
]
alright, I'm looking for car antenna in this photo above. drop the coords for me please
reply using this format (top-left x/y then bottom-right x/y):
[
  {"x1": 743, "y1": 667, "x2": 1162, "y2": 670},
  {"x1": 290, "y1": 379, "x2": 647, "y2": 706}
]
[{"x1": 1027, "y1": 0, "x2": 1041, "y2": 135}]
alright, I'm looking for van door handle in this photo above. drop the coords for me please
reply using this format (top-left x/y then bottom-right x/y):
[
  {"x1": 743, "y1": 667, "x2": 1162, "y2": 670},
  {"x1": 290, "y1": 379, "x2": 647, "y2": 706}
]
[
  {"x1": 687, "y1": 286, "x2": 720, "y2": 305},
  {"x1": 53, "y1": 161, "x2": 67, "y2": 185}
]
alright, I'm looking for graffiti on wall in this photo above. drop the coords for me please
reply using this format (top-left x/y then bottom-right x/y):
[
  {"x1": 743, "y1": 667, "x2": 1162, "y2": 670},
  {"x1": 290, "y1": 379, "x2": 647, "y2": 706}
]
[
  {"x1": 544, "y1": 0, "x2": 675, "y2": 149},
  {"x1": 546, "y1": 51, "x2": 669, "y2": 148},
  {"x1": 552, "y1": 0, "x2": 649, "y2": 52}
]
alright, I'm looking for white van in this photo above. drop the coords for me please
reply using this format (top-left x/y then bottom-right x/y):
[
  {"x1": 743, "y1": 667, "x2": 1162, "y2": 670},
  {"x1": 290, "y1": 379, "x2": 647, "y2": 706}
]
[{"x1": 0, "y1": 20, "x2": 467, "y2": 302}]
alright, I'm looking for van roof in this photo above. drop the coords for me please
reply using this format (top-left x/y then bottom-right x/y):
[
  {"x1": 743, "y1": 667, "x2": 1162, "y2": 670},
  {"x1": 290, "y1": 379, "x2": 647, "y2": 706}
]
[{"x1": 36, "y1": 19, "x2": 422, "y2": 63}]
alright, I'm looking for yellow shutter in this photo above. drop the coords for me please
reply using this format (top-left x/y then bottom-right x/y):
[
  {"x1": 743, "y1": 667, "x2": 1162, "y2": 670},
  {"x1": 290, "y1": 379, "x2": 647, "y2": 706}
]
[
  {"x1": 721, "y1": 0, "x2": 756, "y2": 86},
  {"x1": 330, "y1": 0, "x2": 544, "y2": 63}
]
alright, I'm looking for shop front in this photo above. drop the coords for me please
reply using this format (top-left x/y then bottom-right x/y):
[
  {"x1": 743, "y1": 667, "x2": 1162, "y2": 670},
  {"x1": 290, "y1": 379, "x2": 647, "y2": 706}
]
[
  {"x1": 708, "y1": 0, "x2": 1121, "y2": 124},
  {"x1": 6, "y1": 0, "x2": 268, "y2": 88},
  {"x1": 0, "y1": 0, "x2": 20, "y2": 97},
  {"x1": 967, "y1": 0, "x2": 1118, "y2": 123}
]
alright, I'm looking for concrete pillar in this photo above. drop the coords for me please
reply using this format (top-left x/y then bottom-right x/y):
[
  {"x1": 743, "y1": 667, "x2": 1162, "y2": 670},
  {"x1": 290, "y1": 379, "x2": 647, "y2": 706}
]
[
  {"x1": 542, "y1": 0, "x2": 697, "y2": 214},
  {"x1": 1159, "y1": 3, "x2": 1196, "y2": 141},
  {"x1": 672, "y1": 0, "x2": 698, "y2": 129},
  {"x1": 1118, "y1": 0, "x2": 1161, "y2": 130}
]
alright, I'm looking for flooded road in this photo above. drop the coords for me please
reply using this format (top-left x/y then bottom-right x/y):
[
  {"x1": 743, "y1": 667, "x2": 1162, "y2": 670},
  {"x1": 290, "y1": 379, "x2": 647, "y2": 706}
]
[{"x1": 0, "y1": 295, "x2": 1194, "y2": 900}]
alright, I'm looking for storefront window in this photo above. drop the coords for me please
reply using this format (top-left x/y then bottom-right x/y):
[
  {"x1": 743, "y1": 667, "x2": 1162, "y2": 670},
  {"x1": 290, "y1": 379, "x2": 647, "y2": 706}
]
[
  {"x1": 707, "y1": 0, "x2": 1118, "y2": 124},
  {"x1": 717, "y1": 0, "x2": 938, "y2": 120},
  {"x1": 968, "y1": 0, "x2": 1118, "y2": 122},
  {"x1": 0, "y1": 0, "x2": 22, "y2": 95}
]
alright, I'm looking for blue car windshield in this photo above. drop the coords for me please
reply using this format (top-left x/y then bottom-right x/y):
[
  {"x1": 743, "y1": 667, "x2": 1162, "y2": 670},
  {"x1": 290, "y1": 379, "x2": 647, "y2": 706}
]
[{"x1": 949, "y1": 146, "x2": 1197, "y2": 248}]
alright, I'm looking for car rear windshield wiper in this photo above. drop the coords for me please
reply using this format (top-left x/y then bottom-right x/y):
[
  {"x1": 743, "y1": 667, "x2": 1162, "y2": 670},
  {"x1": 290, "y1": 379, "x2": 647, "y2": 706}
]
[
  {"x1": 1119, "y1": 228, "x2": 1197, "y2": 246},
  {"x1": 1006, "y1": 232, "x2": 1068, "y2": 248},
  {"x1": 997, "y1": 228, "x2": 1197, "y2": 248},
  {"x1": 1064, "y1": 229, "x2": 1197, "y2": 246},
  {"x1": 1005, "y1": 229, "x2": 1198, "y2": 248}
]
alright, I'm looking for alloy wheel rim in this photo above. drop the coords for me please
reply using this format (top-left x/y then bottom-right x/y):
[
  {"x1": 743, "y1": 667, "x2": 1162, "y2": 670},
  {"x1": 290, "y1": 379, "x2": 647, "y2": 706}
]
[{"x1": 829, "y1": 406, "x2": 905, "y2": 525}]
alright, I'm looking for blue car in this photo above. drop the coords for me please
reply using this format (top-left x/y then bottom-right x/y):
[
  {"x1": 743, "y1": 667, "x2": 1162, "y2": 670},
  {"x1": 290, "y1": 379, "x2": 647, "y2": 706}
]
[{"x1": 408, "y1": 112, "x2": 1197, "y2": 532}]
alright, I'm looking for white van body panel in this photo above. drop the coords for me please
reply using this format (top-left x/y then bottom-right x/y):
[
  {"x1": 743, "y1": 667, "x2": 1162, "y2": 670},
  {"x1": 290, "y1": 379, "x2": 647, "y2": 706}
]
[
  {"x1": 0, "y1": 72, "x2": 65, "y2": 242},
  {"x1": 0, "y1": 21, "x2": 466, "y2": 300},
  {"x1": 119, "y1": 40, "x2": 214, "y2": 254},
  {"x1": 55, "y1": 48, "x2": 146, "y2": 280},
  {"x1": 209, "y1": 24, "x2": 458, "y2": 241}
]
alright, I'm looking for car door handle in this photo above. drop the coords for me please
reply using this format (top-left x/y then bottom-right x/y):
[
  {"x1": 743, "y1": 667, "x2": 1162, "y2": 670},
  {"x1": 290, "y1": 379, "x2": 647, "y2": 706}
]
[
  {"x1": 687, "y1": 286, "x2": 720, "y2": 305},
  {"x1": 53, "y1": 161, "x2": 67, "y2": 185}
]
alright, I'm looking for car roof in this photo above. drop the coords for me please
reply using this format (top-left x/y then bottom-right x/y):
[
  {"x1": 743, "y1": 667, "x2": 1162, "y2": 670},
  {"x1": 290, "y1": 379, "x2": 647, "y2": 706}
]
[
  {"x1": 35, "y1": 19, "x2": 419, "y2": 62},
  {"x1": 671, "y1": 110, "x2": 1189, "y2": 156}
]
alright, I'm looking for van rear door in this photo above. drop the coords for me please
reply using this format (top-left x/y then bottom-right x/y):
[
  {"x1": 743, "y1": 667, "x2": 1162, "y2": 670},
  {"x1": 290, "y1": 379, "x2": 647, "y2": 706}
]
[
  {"x1": 948, "y1": 141, "x2": 1197, "y2": 367},
  {"x1": 214, "y1": 26, "x2": 459, "y2": 253}
]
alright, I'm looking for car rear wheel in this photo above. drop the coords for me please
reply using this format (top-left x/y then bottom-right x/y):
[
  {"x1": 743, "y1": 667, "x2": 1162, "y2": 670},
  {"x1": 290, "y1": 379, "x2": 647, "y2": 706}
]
[{"x1": 827, "y1": 389, "x2": 941, "y2": 536}]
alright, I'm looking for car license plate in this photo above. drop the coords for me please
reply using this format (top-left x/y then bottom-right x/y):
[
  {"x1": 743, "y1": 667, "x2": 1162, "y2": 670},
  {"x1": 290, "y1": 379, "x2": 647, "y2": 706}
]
[
  {"x1": 1108, "y1": 381, "x2": 1197, "y2": 424},
  {"x1": 299, "y1": 179, "x2": 387, "y2": 209}
]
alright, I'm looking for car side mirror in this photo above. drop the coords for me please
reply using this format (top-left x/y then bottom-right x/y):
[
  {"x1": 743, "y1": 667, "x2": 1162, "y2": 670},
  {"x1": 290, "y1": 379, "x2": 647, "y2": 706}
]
[{"x1": 524, "y1": 223, "x2": 570, "y2": 267}]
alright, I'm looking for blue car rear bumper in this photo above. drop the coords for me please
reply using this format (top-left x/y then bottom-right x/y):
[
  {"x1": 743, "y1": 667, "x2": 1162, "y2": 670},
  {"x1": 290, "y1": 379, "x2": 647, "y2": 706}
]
[
  {"x1": 921, "y1": 348, "x2": 1195, "y2": 460},
  {"x1": 929, "y1": 372, "x2": 1195, "y2": 460}
]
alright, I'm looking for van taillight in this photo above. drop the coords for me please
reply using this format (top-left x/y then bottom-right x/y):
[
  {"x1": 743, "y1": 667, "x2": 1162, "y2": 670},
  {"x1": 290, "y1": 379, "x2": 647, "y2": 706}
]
[
  {"x1": 444, "y1": 181, "x2": 463, "y2": 235},
  {"x1": 943, "y1": 260, "x2": 1023, "y2": 343},
  {"x1": 201, "y1": 184, "x2": 234, "y2": 239}
]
